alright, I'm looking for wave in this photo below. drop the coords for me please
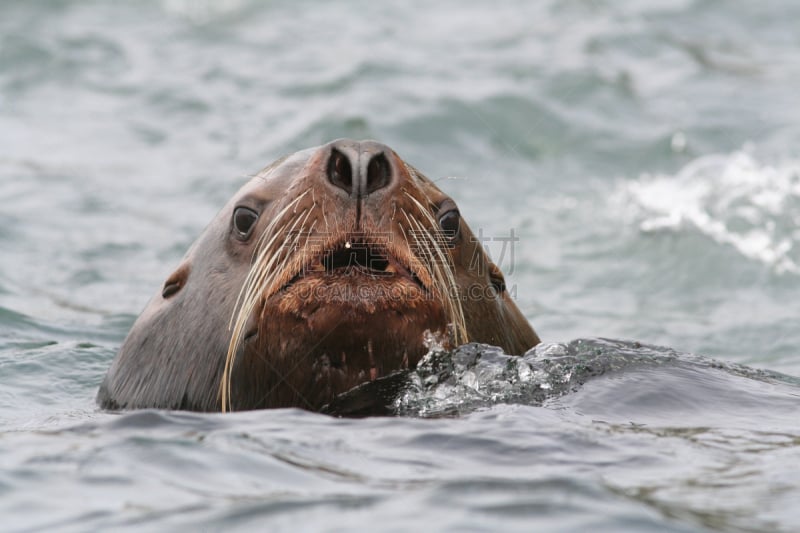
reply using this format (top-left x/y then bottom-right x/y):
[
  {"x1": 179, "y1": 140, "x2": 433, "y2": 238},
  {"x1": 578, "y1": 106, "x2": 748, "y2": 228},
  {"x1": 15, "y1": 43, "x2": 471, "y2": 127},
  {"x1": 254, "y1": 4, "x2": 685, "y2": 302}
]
[
  {"x1": 616, "y1": 150, "x2": 800, "y2": 274},
  {"x1": 322, "y1": 338, "x2": 799, "y2": 420}
]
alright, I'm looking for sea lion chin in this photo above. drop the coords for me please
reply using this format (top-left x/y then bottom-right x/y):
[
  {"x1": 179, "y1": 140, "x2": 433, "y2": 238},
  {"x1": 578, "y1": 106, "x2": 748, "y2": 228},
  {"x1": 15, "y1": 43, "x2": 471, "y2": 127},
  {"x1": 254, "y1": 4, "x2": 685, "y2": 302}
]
[{"x1": 97, "y1": 139, "x2": 540, "y2": 412}]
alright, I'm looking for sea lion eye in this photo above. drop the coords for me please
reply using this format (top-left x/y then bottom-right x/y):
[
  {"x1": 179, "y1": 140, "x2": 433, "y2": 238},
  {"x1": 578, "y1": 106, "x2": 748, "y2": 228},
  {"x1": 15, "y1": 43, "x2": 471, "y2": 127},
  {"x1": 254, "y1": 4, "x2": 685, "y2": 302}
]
[
  {"x1": 438, "y1": 209, "x2": 460, "y2": 243},
  {"x1": 233, "y1": 207, "x2": 258, "y2": 240}
]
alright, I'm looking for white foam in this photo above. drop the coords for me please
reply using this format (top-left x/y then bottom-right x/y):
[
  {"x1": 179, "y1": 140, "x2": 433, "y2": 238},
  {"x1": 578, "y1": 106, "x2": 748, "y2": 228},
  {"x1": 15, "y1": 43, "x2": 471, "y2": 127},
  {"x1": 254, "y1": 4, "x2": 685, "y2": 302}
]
[{"x1": 617, "y1": 150, "x2": 800, "y2": 274}]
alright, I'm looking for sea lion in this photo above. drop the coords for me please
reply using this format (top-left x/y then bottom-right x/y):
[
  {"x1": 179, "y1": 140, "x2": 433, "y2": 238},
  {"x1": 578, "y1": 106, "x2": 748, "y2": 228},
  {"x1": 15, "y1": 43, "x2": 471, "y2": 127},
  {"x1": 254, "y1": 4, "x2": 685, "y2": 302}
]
[{"x1": 97, "y1": 139, "x2": 540, "y2": 412}]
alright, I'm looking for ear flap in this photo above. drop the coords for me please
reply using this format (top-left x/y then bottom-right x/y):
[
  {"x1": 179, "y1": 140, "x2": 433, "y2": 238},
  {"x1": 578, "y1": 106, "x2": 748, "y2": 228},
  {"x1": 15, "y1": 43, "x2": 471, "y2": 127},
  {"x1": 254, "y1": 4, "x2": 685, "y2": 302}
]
[
  {"x1": 162, "y1": 262, "x2": 190, "y2": 299},
  {"x1": 488, "y1": 261, "x2": 507, "y2": 294}
]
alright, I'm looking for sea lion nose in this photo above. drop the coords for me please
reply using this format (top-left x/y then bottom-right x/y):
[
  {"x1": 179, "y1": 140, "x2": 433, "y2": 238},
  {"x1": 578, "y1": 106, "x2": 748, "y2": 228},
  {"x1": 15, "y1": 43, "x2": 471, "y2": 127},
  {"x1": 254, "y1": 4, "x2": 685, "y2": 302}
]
[
  {"x1": 364, "y1": 150, "x2": 391, "y2": 195},
  {"x1": 325, "y1": 139, "x2": 394, "y2": 198}
]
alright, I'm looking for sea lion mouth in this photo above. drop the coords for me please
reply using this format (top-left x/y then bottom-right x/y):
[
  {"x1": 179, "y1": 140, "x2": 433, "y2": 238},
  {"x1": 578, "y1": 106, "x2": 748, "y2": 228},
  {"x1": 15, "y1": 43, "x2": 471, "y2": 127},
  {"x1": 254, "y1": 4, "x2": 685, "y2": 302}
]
[
  {"x1": 282, "y1": 236, "x2": 426, "y2": 291},
  {"x1": 323, "y1": 241, "x2": 392, "y2": 275}
]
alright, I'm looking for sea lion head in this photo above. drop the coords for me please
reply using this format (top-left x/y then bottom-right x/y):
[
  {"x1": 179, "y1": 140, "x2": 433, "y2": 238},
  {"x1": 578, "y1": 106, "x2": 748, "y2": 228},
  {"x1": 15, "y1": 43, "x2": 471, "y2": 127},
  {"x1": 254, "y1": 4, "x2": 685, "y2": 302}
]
[{"x1": 97, "y1": 139, "x2": 540, "y2": 412}]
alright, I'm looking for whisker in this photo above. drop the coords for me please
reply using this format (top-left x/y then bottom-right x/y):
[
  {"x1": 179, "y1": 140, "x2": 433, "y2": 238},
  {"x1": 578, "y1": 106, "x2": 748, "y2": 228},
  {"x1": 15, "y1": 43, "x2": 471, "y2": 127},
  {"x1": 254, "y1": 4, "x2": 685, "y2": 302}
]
[
  {"x1": 222, "y1": 190, "x2": 314, "y2": 411},
  {"x1": 401, "y1": 203, "x2": 468, "y2": 344}
]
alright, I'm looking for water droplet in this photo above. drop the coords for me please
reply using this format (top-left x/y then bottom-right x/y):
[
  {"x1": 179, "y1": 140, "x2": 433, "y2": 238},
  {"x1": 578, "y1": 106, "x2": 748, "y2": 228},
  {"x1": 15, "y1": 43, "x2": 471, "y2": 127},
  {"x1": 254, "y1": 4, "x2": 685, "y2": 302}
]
[{"x1": 671, "y1": 131, "x2": 687, "y2": 153}]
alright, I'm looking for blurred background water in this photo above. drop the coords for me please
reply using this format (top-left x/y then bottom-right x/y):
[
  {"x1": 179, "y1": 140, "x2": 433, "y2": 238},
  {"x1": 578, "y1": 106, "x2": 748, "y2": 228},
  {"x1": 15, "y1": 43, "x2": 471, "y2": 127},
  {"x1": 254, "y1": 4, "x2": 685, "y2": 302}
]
[{"x1": 1, "y1": 1, "x2": 799, "y2": 531}]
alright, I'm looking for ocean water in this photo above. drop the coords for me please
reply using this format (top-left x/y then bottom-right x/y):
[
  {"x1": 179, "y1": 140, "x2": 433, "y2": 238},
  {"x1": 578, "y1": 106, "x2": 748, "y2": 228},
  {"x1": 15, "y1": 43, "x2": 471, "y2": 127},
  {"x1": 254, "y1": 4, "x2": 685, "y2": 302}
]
[{"x1": 1, "y1": 1, "x2": 799, "y2": 531}]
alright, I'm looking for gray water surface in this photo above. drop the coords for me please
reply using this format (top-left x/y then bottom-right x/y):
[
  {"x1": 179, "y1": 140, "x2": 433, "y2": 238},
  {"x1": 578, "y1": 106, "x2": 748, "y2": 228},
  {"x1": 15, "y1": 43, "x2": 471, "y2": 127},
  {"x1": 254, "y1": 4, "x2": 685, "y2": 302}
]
[{"x1": 2, "y1": 1, "x2": 799, "y2": 531}]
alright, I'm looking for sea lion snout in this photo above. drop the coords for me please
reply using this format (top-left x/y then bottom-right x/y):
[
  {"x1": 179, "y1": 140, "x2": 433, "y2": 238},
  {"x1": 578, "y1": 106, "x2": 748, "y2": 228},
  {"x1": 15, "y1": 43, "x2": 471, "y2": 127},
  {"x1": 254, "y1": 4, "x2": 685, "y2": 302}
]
[{"x1": 324, "y1": 139, "x2": 396, "y2": 199}]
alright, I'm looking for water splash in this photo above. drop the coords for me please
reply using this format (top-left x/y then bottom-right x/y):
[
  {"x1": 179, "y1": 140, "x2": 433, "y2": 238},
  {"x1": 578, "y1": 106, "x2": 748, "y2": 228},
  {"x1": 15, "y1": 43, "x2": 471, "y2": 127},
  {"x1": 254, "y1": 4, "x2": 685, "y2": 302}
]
[
  {"x1": 323, "y1": 338, "x2": 797, "y2": 418},
  {"x1": 618, "y1": 150, "x2": 800, "y2": 274},
  {"x1": 393, "y1": 339, "x2": 677, "y2": 417}
]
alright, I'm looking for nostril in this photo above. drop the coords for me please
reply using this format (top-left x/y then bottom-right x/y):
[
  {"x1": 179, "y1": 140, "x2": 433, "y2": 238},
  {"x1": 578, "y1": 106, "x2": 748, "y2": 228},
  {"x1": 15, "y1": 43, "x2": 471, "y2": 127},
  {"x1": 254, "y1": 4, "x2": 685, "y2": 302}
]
[
  {"x1": 327, "y1": 148, "x2": 353, "y2": 194},
  {"x1": 365, "y1": 153, "x2": 391, "y2": 195}
]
